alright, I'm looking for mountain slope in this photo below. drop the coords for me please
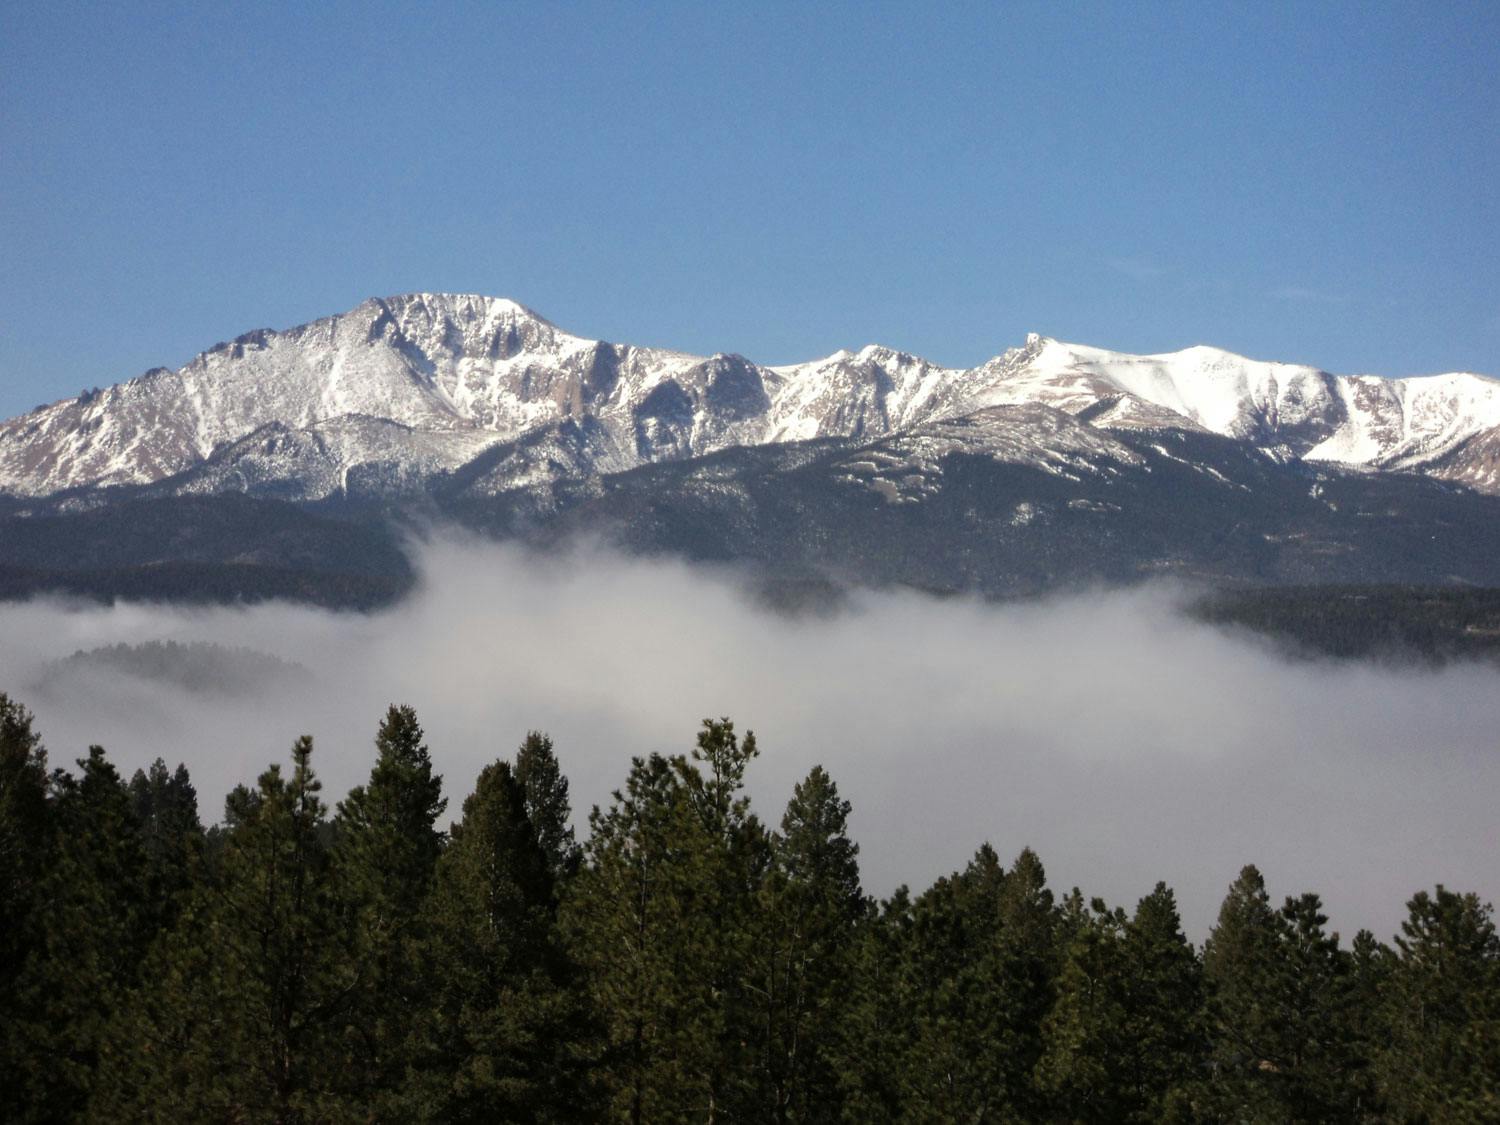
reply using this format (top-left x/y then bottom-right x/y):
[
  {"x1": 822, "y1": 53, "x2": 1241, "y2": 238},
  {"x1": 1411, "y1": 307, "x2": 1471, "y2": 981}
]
[
  {"x1": 443, "y1": 409, "x2": 1500, "y2": 595},
  {"x1": 4, "y1": 293, "x2": 1499, "y2": 502}
]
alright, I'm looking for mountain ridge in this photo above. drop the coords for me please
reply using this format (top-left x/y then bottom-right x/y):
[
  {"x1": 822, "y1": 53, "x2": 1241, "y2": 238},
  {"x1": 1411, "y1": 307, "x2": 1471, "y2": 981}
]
[{"x1": 4, "y1": 292, "x2": 1499, "y2": 502}]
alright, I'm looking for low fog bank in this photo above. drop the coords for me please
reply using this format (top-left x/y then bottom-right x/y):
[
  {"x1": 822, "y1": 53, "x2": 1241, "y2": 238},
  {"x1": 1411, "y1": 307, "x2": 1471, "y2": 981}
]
[{"x1": 2, "y1": 535, "x2": 1496, "y2": 940}]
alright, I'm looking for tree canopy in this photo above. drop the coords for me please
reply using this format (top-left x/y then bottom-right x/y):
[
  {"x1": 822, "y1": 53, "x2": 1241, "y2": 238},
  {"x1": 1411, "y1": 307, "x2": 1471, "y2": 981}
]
[{"x1": 0, "y1": 696, "x2": 1495, "y2": 1122}]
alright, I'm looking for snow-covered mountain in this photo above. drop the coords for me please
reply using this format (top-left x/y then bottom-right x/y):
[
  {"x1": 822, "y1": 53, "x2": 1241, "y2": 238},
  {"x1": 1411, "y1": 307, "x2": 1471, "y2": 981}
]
[
  {"x1": 970, "y1": 336, "x2": 1500, "y2": 492},
  {"x1": 3, "y1": 292, "x2": 1498, "y2": 500}
]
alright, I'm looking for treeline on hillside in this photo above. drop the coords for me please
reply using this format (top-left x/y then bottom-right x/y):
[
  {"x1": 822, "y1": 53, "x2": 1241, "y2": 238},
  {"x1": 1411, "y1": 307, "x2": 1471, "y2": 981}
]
[
  {"x1": 0, "y1": 561, "x2": 410, "y2": 611},
  {"x1": 1, "y1": 694, "x2": 1497, "y2": 1123},
  {"x1": 46, "y1": 641, "x2": 304, "y2": 697},
  {"x1": 1192, "y1": 584, "x2": 1500, "y2": 664}
]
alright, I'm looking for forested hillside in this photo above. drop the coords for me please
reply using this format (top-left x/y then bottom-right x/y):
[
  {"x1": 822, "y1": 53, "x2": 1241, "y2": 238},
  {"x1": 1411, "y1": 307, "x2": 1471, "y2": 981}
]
[
  {"x1": 1, "y1": 694, "x2": 1496, "y2": 1122},
  {"x1": 1191, "y1": 585, "x2": 1500, "y2": 665}
]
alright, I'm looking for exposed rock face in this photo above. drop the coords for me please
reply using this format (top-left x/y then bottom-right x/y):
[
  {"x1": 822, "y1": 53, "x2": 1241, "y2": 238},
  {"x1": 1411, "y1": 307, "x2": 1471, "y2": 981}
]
[{"x1": 4, "y1": 292, "x2": 1499, "y2": 502}]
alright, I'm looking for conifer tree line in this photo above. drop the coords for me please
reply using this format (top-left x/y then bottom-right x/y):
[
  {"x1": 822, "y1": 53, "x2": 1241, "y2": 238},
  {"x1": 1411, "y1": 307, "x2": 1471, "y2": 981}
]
[{"x1": 1, "y1": 690, "x2": 1497, "y2": 1123}]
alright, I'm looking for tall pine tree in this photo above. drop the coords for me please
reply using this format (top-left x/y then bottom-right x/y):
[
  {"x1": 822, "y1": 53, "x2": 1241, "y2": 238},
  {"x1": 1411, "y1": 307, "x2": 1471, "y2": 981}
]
[
  {"x1": 0, "y1": 695, "x2": 50, "y2": 1122},
  {"x1": 1196, "y1": 867, "x2": 1366, "y2": 1121},
  {"x1": 6, "y1": 746, "x2": 151, "y2": 1121},
  {"x1": 680, "y1": 718, "x2": 770, "y2": 1119},
  {"x1": 833, "y1": 887, "x2": 912, "y2": 1123},
  {"x1": 406, "y1": 756, "x2": 600, "y2": 1121},
  {"x1": 127, "y1": 757, "x2": 203, "y2": 932},
  {"x1": 1037, "y1": 883, "x2": 1203, "y2": 1122},
  {"x1": 1198, "y1": 864, "x2": 1285, "y2": 1119},
  {"x1": 96, "y1": 737, "x2": 352, "y2": 1122},
  {"x1": 564, "y1": 719, "x2": 767, "y2": 1123},
  {"x1": 1121, "y1": 882, "x2": 1204, "y2": 1117},
  {"x1": 1037, "y1": 898, "x2": 1133, "y2": 1120},
  {"x1": 1377, "y1": 885, "x2": 1500, "y2": 1121},
  {"x1": 330, "y1": 704, "x2": 447, "y2": 1116},
  {"x1": 755, "y1": 765, "x2": 864, "y2": 1121},
  {"x1": 515, "y1": 730, "x2": 579, "y2": 880},
  {"x1": 900, "y1": 844, "x2": 1058, "y2": 1121}
]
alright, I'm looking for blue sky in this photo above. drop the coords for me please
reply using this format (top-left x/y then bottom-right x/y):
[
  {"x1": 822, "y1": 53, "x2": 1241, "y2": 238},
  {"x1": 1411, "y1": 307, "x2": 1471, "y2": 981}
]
[{"x1": 2, "y1": 1, "x2": 1497, "y2": 419}]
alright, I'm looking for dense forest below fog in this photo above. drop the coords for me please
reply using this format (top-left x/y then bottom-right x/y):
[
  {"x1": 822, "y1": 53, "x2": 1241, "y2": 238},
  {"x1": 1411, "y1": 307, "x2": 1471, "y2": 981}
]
[
  {"x1": 1, "y1": 695, "x2": 1496, "y2": 1123},
  {"x1": 1191, "y1": 585, "x2": 1500, "y2": 665}
]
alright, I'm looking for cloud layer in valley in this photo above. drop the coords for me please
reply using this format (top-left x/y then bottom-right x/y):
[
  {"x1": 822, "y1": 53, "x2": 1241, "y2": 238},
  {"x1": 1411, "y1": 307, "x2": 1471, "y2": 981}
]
[{"x1": 2, "y1": 535, "x2": 1496, "y2": 940}]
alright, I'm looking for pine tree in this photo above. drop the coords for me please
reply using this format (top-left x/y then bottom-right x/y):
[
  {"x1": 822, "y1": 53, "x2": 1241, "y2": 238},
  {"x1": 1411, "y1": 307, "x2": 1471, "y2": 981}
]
[
  {"x1": 832, "y1": 888, "x2": 911, "y2": 1123},
  {"x1": 564, "y1": 719, "x2": 767, "y2": 1123},
  {"x1": 405, "y1": 756, "x2": 600, "y2": 1121},
  {"x1": 1121, "y1": 883, "x2": 1205, "y2": 1116},
  {"x1": 1198, "y1": 864, "x2": 1285, "y2": 1119},
  {"x1": 127, "y1": 758, "x2": 203, "y2": 931},
  {"x1": 1037, "y1": 898, "x2": 1133, "y2": 1119},
  {"x1": 331, "y1": 704, "x2": 447, "y2": 1113},
  {"x1": 0, "y1": 696, "x2": 49, "y2": 972},
  {"x1": 1038, "y1": 883, "x2": 1203, "y2": 1121},
  {"x1": 14, "y1": 693, "x2": 1500, "y2": 1125},
  {"x1": 1376, "y1": 885, "x2": 1500, "y2": 1121},
  {"x1": 1274, "y1": 892, "x2": 1365, "y2": 1120},
  {"x1": 900, "y1": 844, "x2": 1005, "y2": 1120},
  {"x1": 5, "y1": 746, "x2": 151, "y2": 1120},
  {"x1": 95, "y1": 737, "x2": 353, "y2": 1122},
  {"x1": 0, "y1": 694, "x2": 50, "y2": 1121},
  {"x1": 1196, "y1": 867, "x2": 1366, "y2": 1121},
  {"x1": 1343, "y1": 928, "x2": 1391, "y2": 1120},
  {"x1": 566, "y1": 753, "x2": 702, "y2": 1123},
  {"x1": 990, "y1": 846, "x2": 1060, "y2": 1118},
  {"x1": 900, "y1": 844, "x2": 1058, "y2": 1121},
  {"x1": 682, "y1": 718, "x2": 771, "y2": 1118},
  {"x1": 515, "y1": 730, "x2": 579, "y2": 880},
  {"x1": 755, "y1": 765, "x2": 865, "y2": 1122}
]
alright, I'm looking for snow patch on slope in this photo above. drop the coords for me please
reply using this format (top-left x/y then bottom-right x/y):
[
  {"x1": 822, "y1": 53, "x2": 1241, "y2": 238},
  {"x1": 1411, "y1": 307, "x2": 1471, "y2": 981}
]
[{"x1": 3, "y1": 293, "x2": 1499, "y2": 500}]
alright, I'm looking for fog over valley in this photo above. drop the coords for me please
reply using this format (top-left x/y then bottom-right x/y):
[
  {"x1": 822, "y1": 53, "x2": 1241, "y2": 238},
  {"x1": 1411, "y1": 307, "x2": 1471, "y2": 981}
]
[{"x1": 3, "y1": 535, "x2": 1495, "y2": 939}]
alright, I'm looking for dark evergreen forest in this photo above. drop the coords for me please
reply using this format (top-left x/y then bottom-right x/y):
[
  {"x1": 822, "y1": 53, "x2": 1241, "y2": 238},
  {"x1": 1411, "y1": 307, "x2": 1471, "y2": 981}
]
[{"x1": 1, "y1": 692, "x2": 1496, "y2": 1123}]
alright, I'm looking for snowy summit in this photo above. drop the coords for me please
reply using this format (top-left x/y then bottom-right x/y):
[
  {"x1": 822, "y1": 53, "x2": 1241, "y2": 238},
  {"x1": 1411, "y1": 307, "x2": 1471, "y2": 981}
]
[{"x1": 2, "y1": 292, "x2": 1498, "y2": 501}]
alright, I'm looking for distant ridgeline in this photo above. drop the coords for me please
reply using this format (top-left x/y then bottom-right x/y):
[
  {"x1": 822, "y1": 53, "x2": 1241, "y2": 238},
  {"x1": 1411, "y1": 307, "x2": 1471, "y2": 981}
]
[
  {"x1": 1, "y1": 694, "x2": 1496, "y2": 1121},
  {"x1": 5, "y1": 293, "x2": 1500, "y2": 652},
  {"x1": 40, "y1": 641, "x2": 307, "y2": 697},
  {"x1": 1192, "y1": 585, "x2": 1500, "y2": 665}
]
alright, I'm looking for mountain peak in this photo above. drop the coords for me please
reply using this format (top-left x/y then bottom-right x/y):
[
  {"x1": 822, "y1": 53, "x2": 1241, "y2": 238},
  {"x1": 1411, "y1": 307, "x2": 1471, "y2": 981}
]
[
  {"x1": 364, "y1": 292, "x2": 557, "y2": 327},
  {"x1": 4, "y1": 296, "x2": 1500, "y2": 502},
  {"x1": 1160, "y1": 341, "x2": 1304, "y2": 370}
]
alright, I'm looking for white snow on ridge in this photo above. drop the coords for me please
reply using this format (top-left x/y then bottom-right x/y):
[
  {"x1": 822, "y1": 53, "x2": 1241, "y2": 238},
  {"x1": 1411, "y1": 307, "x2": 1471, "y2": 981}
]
[
  {"x1": 2, "y1": 293, "x2": 1498, "y2": 499},
  {"x1": 969, "y1": 337, "x2": 1341, "y2": 442},
  {"x1": 1304, "y1": 371, "x2": 1500, "y2": 469},
  {"x1": 960, "y1": 335, "x2": 1500, "y2": 480},
  {"x1": 765, "y1": 345, "x2": 966, "y2": 443}
]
